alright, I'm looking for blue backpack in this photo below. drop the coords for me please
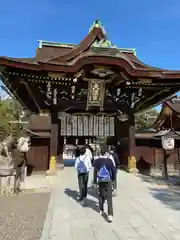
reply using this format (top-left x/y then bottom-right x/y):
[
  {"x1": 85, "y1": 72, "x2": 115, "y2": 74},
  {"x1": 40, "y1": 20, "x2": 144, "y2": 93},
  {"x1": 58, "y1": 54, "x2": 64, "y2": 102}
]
[
  {"x1": 77, "y1": 158, "x2": 88, "y2": 174},
  {"x1": 98, "y1": 165, "x2": 111, "y2": 182}
]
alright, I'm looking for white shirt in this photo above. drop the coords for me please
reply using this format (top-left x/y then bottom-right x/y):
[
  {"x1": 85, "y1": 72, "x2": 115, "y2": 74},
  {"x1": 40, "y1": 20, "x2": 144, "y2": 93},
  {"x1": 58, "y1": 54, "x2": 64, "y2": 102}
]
[
  {"x1": 85, "y1": 148, "x2": 92, "y2": 160},
  {"x1": 75, "y1": 154, "x2": 92, "y2": 172}
]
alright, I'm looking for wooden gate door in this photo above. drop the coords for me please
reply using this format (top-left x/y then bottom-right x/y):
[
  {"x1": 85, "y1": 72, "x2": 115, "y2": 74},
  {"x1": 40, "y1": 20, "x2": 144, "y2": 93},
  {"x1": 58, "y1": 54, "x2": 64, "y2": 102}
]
[{"x1": 26, "y1": 138, "x2": 50, "y2": 171}]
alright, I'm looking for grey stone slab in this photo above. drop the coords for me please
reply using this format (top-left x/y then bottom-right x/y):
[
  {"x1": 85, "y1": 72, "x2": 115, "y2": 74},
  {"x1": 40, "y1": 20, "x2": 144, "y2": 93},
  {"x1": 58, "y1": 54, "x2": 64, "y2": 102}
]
[
  {"x1": 171, "y1": 235, "x2": 180, "y2": 240},
  {"x1": 125, "y1": 239, "x2": 142, "y2": 240},
  {"x1": 128, "y1": 214, "x2": 149, "y2": 228},
  {"x1": 40, "y1": 168, "x2": 180, "y2": 240},
  {"x1": 71, "y1": 220, "x2": 95, "y2": 240},
  {"x1": 134, "y1": 225, "x2": 162, "y2": 237},
  {"x1": 169, "y1": 224, "x2": 180, "y2": 232},
  {"x1": 52, "y1": 206, "x2": 71, "y2": 221},
  {"x1": 125, "y1": 238, "x2": 142, "y2": 240},
  {"x1": 112, "y1": 224, "x2": 140, "y2": 239},
  {"x1": 40, "y1": 185, "x2": 59, "y2": 240},
  {"x1": 91, "y1": 222, "x2": 119, "y2": 240},
  {"x1": 141, "y1": 237, "x2": 167, "y2": 240},
  {"x1": 49, "y1": 221, "x2": 72, "y2": 240}
]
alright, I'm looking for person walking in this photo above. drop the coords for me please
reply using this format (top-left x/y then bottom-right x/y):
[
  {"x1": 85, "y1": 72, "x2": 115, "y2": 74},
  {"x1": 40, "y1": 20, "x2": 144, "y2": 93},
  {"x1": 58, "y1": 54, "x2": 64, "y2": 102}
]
[
  {"x1": 75, "y1": 147, "x2": 92, "y2": 205},
  {"x1": 109, "y1": 146, "x2": 120, "y2": 192},
  {"x1": 93, "y1": 146, "x2": 116, "y2": 222},
  {"x1": 75, "y1": 146, "x2": 80, "y2": 158},
  {"x1": 84, "y1": 144, "x2": 93, "y2": 163}
]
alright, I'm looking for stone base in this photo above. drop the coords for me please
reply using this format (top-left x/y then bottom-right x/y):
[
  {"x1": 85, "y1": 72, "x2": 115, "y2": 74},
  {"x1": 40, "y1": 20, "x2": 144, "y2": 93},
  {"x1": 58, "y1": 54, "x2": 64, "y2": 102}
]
[
  {"x1": 46, "y1": 169, "x2": 57, "y2": 176},
  {"x1": 57, "y1": 163, "x2": 64, "y2": 169},
  {"x1": 128, "y1": 168, "x2": 139, "y2": 174},
  {"x1": 0, "y1": 175, "x2": 16, "y2": 196}
]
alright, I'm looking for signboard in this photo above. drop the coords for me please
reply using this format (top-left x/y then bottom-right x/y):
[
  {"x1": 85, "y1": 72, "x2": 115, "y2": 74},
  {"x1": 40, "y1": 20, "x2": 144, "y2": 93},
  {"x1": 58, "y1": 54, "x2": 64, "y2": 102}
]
[{"x1": 86, "y1": 79, "x2": 105, "y2": 110}]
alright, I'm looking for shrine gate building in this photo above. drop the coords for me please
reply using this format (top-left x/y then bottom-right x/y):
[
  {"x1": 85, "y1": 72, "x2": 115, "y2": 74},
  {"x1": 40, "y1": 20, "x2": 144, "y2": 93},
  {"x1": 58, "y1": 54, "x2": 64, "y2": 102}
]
[{"x1": 1, "y1": 20, "x2": 180, "y2": 172}]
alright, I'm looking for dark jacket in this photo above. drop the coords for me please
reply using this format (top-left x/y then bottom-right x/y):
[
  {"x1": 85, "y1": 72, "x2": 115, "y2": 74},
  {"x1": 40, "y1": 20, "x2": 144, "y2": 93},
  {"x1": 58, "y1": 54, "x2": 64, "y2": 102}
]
[
  {"x1": 75, "y1": 147, "x2": 80, "y2": 158},
  {"x1": 93, "y1": 157, "x2": 116, "y2": 184},
  {"x1": 110, "y1": 151, "x2": 120, "y2": 167}
]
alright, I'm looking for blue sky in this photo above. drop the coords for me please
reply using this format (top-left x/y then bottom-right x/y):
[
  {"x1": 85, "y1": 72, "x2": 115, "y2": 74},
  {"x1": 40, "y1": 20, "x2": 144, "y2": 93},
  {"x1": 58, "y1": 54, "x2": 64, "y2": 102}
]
[{"x1": 1, "y1": 0, "x2": 180, "y2": 110}]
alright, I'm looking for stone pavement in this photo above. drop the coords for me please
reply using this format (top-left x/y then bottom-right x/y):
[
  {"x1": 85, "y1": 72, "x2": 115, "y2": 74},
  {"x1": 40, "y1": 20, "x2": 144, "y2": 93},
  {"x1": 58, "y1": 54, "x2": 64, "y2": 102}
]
[
  {"x1": 40, "y1": 168, "x2": 180, "y2": 240},
  {"x1": 22, "y1": 173, "x2": 57, "y2": 191}
]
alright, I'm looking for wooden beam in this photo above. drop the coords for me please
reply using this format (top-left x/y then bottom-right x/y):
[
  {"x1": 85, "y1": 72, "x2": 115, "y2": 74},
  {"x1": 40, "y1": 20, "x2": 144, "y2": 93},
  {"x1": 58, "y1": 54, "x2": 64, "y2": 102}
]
[
  {"x1": 112, "y1": 72, "x2": 129, "y2": 87},
  {"x1": 21, "y1": 82, "x2": 41, "y2": 112},
  {"x1": 52, "y1": 99, "x2": 118, "y2": 113},
  {"x1": 135, "y1": 89, "x2": 169, "y2": 112}
]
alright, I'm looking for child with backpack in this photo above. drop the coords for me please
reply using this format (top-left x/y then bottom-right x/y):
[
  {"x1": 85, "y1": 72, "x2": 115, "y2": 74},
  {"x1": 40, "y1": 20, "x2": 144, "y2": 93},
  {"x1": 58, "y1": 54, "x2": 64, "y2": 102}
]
[
  {"x1": 93, "y1": 146, "x2": 116, "y2": 222},
  {"x1": 75, "y1": 147, "x2": 92, "y2": 205}
]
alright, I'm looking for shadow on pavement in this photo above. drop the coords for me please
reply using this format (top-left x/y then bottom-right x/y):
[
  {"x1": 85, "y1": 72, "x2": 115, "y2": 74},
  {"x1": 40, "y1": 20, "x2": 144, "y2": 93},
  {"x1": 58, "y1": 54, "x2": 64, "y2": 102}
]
[
  {"x1": 138, "y1": 172, "x2": 180, "y2": 186},
  {"x1": 137, "y1": 173, "x2": 180, "y2": 211},
  {"x1": 137, "y1": 173, "x2": 169, "y2": 185},
  {"x1": 148, "y1": 187, "x2": 180, "y2": 211},
  {"x1": 64, "y1": 187, "x2": 100, "y2": 213}
]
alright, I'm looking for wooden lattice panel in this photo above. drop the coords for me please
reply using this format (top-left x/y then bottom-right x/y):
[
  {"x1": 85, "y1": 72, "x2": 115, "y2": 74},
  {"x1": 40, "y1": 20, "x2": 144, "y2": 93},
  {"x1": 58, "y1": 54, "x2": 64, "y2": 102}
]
[{"x1": 60, "y1": 114, "x2": 114, "y2": 137}]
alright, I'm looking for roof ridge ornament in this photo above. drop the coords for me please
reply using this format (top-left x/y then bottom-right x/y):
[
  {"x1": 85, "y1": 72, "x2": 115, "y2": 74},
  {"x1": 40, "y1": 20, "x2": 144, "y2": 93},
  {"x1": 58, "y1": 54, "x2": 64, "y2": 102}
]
[
  {"x1": 89, "y1": 20, "x2": 117, "y2": 49},
  {"x1": 89, "y1": 20, "x2": 106, "y2": 34}
]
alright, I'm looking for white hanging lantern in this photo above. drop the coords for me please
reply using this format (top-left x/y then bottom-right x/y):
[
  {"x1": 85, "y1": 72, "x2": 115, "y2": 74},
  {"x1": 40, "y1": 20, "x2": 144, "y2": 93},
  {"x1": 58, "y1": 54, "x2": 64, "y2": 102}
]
[
  {"x1": 161, "y1": 136, "x2": 174, "y2": 150},
  {"x1": 17, "y1": 137, "x2": 30, "y2": 152},
  {"x1": 75, "y1": 138, "x2": 79, "y2": 145}
]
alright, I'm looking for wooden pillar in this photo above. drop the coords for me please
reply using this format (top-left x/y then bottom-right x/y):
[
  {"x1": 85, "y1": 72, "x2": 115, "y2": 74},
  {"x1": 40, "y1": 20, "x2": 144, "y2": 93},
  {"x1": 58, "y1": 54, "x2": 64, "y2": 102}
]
[
  {"x1": 114, "y1": 117, "x2": 120, "y2": 144},
  {"x1": 57, "y1": 111, "x2": 64, "y2": 168},
  {"x1": 127, "y1": 112, "x2": 138, "y2": 173},
  {"x1": 57, "y1": 136, "x2": 64, "y2": 168},
  {"x1": 47, "y1": 110, "x2": 58, "y2": 175},
  {"x1": 115, "y1": 118, "x2": 128, "y2": 167},
  {"x1": 163, "y1": 149, "x2": 168, "y2": 180}
]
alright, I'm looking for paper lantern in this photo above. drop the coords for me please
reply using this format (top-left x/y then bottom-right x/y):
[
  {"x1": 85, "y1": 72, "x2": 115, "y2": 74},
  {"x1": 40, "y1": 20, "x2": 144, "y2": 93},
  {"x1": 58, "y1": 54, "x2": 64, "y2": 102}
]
[
  {"x1": 161, "y1": 136, "x2": 174, "y2": 150},
  {"x1": 17, "y1": 137, "x2": 30, "y2": 152}
]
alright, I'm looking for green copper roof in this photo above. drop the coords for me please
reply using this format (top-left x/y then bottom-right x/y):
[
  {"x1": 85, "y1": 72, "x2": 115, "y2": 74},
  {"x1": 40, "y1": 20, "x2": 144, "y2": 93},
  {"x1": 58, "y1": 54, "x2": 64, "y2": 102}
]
[
  {"x1": 38, "y1": 40, "x2": 136, "y2": 55},
  {"x1": 92, "y1": 39, "x2": 117, "y2": 48},
  {"x1": 38, "y1": 20, "x2": 136, "y2": 55}
]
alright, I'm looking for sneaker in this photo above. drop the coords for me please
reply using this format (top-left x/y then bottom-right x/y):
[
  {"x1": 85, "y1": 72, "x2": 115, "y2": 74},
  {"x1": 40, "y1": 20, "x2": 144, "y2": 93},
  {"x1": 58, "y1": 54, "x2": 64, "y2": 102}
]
[
  {"x1": 107, "y1": 215, "x2": 113, "y2": 222},
  {"x1": 112, "y1": 189, "x2": 117, "y2": 197},
  {"x1": 77, "y1": 196, "x2": 81, "y2": 201},
  {"x1": 100, "y1": 210, "x2": 104, "y2": 215},
  {"x1": 77, "y1": 198, "x2": 84, "y2": 204},
  {"x1": 83, "y1": 197, "x2": 87, "y2": 205},
  {"x1": 77, "y1": 196, "x2": 84, "y2": 203}
]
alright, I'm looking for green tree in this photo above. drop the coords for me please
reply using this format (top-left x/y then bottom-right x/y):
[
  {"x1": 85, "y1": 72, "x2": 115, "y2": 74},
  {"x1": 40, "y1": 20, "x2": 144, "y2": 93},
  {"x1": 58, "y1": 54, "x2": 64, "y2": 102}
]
[
  {"x1": 0, "y1": 98, "x2": 28, "y2": 140},
  {"x1": 0, "y1": 100, "x2": 12, "y2": 139}
]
